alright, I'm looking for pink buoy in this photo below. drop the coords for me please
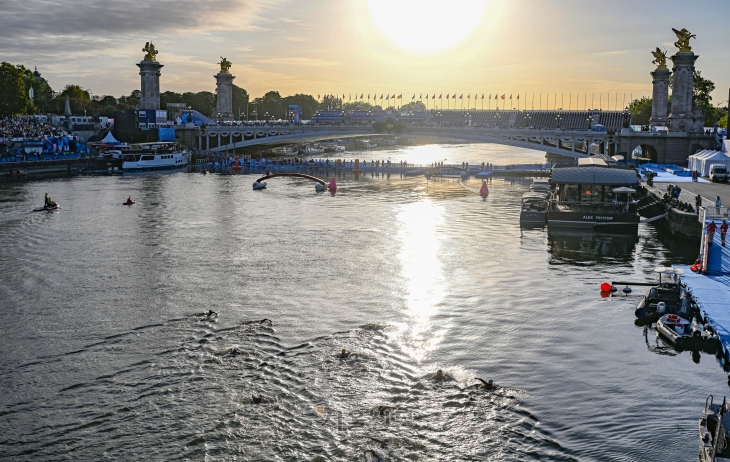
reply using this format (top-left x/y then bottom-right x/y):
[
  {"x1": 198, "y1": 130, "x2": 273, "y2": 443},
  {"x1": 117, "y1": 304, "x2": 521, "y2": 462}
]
[
  {"x1": 327, "y1": 176, "x2": 337, "y2": 191},
  {"x1": 479, "y1": 180, "x2": 489, "y2": 196}
]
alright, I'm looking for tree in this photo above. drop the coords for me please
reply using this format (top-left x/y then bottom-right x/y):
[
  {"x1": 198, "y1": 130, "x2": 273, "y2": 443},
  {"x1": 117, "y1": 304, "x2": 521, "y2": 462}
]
[
  {"x1": 0, "y1": 62, "x2": 30, "y2": 115},
  {"x1": 250, "y1": 91, "x2": 284, "y2": 119},
  {"x1": 16, "y1": 64, "x2": 53, "y2": 114},
  {"x1": 231, "y1": 84, "x2": 249, "y2": 119},
  {"x1": 629, "y1": 97, "x2": 652, "y2": 125},
  {"x1": 190, "y1": 91, "x2": 215, "y2": 116},
  {"x1": 399, "y1": 101, "x2": 427, "y2": 112},
  {"x1": 719, "y1": 113, "x2": 728, "y2": 130},
  {"x1": 282, "y1": 94, "x2": 318, "y2": 119}
]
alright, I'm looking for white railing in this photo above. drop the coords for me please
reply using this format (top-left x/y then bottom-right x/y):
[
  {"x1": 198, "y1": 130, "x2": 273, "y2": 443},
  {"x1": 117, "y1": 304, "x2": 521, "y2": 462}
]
[{"x1": 700, "y1": 206, "x2": 730, "y2": 223}]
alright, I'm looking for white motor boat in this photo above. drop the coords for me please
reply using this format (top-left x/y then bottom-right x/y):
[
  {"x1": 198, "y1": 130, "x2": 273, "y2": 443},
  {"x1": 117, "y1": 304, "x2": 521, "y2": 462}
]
[
  {"x1": 121, "y1": 142, "x2": 189, "y2": 171},
  {"x1": 656, "y1": 313, "x2": 701, "y2": 346},
  {"x1": 298, "y1": 144, "x2": 325, "y2": 155}
]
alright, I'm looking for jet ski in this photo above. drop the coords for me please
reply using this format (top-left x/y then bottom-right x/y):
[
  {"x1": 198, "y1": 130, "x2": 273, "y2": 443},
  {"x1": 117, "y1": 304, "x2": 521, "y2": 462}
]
[
  {"x1": 123, "y1": 200, "x2": 136, "y2": 205},
  {"x1": 34, "y1": 202, "x2": 60, "y2": 212}
]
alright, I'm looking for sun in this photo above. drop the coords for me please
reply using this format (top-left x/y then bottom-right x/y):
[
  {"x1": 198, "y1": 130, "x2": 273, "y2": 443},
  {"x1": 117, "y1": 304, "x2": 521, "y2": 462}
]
[{"x1": 364, "y1": 0, "x2": 488, "y2": 53}]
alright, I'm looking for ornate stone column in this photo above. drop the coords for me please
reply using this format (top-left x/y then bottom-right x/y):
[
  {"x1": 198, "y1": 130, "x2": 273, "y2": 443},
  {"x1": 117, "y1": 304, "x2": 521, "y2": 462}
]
[
  {"x1": 137, "y1": 43, "x2": 163, "y2": 110},
  {"x1": 667, "y1": 29, "x2": 698, "y2": 132},
  {"x1": 649, "y1": 66, "x2": 670, "y2": 127},
  {"x1": 214, "y1": 57, "x2": 235, "y2": 122}
]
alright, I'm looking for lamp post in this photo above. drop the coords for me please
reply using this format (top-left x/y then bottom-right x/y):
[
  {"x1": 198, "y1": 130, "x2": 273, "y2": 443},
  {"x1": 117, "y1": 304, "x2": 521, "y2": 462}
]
[
  {"x1": 555, "y1": 113, "x2": 563, "y2": 130},
  {"x1": 436, "y1": 111, "x2": 442, "y2": 125},
  {"x1": 368, "y1": 110, "x2": 372, "y2": 124},
  {"x1": 525, "y1": 113, "x2": 532, "y2": 129},
  {"x1": 253, "y1": 110, "x2": 258, "y2": 122},
  {"x1": 586, "y1": 114, "x2": 594, "y2": 130}
]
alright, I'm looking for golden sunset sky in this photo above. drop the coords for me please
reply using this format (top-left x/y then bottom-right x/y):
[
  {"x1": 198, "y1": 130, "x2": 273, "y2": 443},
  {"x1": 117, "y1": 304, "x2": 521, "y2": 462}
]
[{"x1": 3, "y1": 0, "x2": 727, "y2": 109}]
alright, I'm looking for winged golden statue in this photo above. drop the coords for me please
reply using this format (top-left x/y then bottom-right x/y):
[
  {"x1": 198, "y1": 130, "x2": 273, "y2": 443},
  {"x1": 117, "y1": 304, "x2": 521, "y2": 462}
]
[
  {"x1": 651, "y1": 47, "x2": 667, "y2": 70},
  {"x1": 672, "y1": 28, "x2": 696, "y2": 53},
  {"x1": 142, "y1": 42, "x2": 158, "y2": 62},
  {"x1": 218, "y1": 57, "x2": 232, "y2": 74}
]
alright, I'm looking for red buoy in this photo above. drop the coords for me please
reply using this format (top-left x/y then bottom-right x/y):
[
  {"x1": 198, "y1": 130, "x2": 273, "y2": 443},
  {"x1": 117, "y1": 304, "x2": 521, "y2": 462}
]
[{"x1": 600, "y1": 282, "x2": 612, "y2": 292}]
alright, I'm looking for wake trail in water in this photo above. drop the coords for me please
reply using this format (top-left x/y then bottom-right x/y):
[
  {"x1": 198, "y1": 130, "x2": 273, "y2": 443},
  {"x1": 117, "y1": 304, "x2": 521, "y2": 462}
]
[{"x1": 0, "y1": 317, "x2": 575, "y2": 461}]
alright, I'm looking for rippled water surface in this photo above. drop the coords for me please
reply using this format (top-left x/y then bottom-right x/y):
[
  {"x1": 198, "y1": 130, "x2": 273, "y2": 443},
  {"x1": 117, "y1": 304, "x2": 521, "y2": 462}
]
[{"x1": 0, "y1": 144, "x2": 720, "y2": 461}]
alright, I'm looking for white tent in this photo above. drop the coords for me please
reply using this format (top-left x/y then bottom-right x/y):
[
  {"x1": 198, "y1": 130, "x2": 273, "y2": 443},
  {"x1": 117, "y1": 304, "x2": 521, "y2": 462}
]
[
  {"x1": 688, "y1": 150, "x2": 711, "y2": 172},
  {"x1": 691, "y1": 150, "x2": 730, "y2": 176},
  {"x1": 101, "y1": 131, "x2": 120, "y2": 144}
]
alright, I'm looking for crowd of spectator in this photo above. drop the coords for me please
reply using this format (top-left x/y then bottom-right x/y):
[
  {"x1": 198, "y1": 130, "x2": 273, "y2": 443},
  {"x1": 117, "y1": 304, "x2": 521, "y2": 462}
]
[{"x1": 0, "y1": 116, "x2": 69, "y2": 143}]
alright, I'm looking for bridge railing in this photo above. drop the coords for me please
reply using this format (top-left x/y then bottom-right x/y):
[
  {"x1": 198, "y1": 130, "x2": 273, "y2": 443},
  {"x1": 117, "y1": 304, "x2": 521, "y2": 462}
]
[{"x1": 700, "y1": 206, "x2": 730, "y2": 224}]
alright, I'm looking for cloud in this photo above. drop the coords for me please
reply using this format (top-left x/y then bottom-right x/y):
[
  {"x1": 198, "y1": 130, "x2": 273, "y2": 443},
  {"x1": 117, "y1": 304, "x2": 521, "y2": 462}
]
[
  {"x1": 0, "y1": 0, "x2": 277, "y2": 50},
  {"x1": 250, "y1": 57, "x2": 340, "y2": 67}
]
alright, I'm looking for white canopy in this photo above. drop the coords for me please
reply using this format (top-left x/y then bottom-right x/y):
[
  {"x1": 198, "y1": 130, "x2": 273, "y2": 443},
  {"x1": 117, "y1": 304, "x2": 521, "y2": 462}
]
[
  {"x1": 101, "y1": 131, "x2": 120, "y2": 144},
  {"x1": 687, "y1": 150, "x2": 730, "y2": 176}
]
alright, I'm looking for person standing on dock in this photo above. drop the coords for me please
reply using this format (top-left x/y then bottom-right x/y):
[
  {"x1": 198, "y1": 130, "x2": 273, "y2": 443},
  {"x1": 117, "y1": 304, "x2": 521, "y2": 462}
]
[
  {"x1": 721, "y1": 220, "x2": 728, "y2": 247},
  {"x1": 696, "y1": 195, "x2": 703, "y2": 214},
  {"x1": 707, "y1": 221, "x2": 718, "y2": 245},
  {"x1": 716, "y1": 196, "x2": 722, "y2": 209}
]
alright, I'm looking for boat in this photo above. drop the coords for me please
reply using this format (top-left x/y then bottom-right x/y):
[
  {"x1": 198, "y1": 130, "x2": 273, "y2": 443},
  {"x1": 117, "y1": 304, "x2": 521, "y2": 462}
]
[
  {"x1": 529, "y1": 180, "x2": 551, "y2": 192},
  {"x1": 321, "y1": 142, "x2": 346, "y2": 153},
  {"x1": 34, "y1": 203, "x2": 59, "y2": 212},
  {"x1": 699, "y1": 395, "x2": 730, "y2": 461},
  {"x1": 298, "y1": 144, "x2": 325, "y2": 155},
  {"x1": 656, "y1": 313, "x2": 701, "y2": 346},
  {"x1": 520, "y1": 192, "x2": 549, "y2": 226},
  {"x1": 634, "y1": 267, "x2": 691, "y2": 323},
  {"x1": 120, "y1": 142, "x2": 189, "y2": 171},
  {"x1": 123, "y1": 200, "x2": 136, "y2": 206},
  {"x1": 8, "y1": 170, "x2": 27, "y2": 178},
  {"x1": 355, "y1": 139, "x2": 377, "y2": 149},
  {"x1": 546, "y1": 158, "x2": 640, "y2": 232}
]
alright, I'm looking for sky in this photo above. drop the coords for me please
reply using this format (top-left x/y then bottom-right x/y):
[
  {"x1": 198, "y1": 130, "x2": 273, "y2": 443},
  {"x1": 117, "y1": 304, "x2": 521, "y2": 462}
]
[{"x1": 2, "y1": 0, "x2": 728, "y2": 110}]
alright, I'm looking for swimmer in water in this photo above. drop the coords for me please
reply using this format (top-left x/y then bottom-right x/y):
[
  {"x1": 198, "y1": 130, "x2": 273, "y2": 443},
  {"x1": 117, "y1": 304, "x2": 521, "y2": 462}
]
[
  {"x1": 339, "y1": 348, "x2": 353, "y2": 359},
  {"x1": 475, "y1": 378, "x2": 495, "y2": 389},
  {"x1": 252, "y1": 394, "x2": 264, "y2": 404},
  {"x1": 206, "y1": 310, "x2": 217, "y2": 317},
  {"x1": 229, "y1": 348, "x2": 241, "y2": 356},
  {"x1": 364, "y1": 449, "x2": 382, "y2": 461},
  {"x1": 259, "y1": 319, "x2": 272, "y2": 325},
  {"x1": 376, "y1": 406, "x2": 395, "y2": 416},
  {"x1": 433, "y1": 369, "x2": 446, "y2": 380}
]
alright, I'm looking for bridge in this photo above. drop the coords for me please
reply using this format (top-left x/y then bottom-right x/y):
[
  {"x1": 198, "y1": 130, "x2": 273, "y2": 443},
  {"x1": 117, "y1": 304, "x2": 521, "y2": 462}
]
[
  {"x1": 197, "y1": 125, "x2": 613, "y2": 159},
  {"x1": 185, "y1": 109, "x2": 717, "y2": 163}
]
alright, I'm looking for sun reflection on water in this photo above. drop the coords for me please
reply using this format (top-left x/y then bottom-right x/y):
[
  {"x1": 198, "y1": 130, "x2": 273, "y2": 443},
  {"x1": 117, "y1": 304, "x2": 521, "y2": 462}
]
[{"x1": 395, "y1": 199, "x2": 446, "y2": 361}]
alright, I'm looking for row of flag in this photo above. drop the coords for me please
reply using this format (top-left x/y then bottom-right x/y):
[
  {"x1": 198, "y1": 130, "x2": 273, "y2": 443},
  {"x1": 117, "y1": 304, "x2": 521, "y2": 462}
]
[{"x1": 317, "y1": 93, "x2": 521, "y2": 101}]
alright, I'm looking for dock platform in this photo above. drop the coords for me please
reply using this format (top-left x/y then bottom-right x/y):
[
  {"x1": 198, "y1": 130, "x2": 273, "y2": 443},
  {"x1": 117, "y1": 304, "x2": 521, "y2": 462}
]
[
  {"x1": 676, "y1": 265, "x2": 730, "y2": 358},
  {"x1": 675, "y1": 209, "x2": 730, "y2": 360}
]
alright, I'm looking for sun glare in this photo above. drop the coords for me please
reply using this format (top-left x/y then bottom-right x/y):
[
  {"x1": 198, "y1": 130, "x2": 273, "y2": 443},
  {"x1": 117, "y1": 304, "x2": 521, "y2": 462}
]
[{"x1": 365, "y1": 0, "x2": 488, "y2": 53}]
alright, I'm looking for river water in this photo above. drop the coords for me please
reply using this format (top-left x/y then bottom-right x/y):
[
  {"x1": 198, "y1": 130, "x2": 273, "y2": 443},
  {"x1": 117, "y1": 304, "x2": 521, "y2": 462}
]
[{"x1": 0, "y1": 144, "x2": 719, "y2": 461}]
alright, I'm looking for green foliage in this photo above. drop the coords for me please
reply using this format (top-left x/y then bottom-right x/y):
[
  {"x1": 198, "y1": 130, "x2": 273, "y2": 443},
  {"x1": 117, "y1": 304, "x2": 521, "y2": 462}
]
[
  {"x1": 399, "y1": 101, "x2": 427, "y2": 112},
  {"x1": 282, "y1": 94, "x2": 318, "y2": 119},
  {"x1": 629, "y1": 97, "x2": 652, "y2": 125},
  {"x1": 16, "y1": 64, "x2": 53, "y2": 113},
  {"x1": 0, "y1": 62, "x2": 31, "y2": 115},
  {"x1": 719, "y1": 113, "x2": 728, "y2": 129},
  {"x1": 231, "y1": 84, "x2": 248, "y2": 118}
]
